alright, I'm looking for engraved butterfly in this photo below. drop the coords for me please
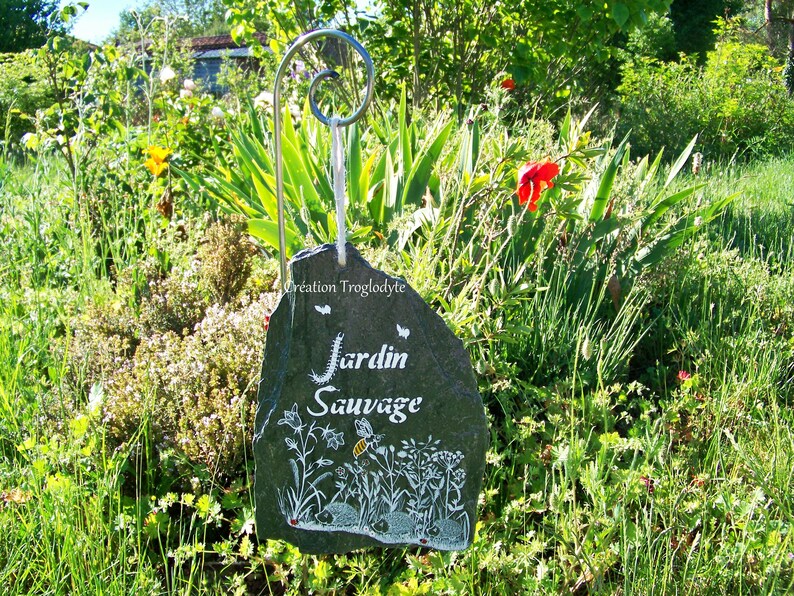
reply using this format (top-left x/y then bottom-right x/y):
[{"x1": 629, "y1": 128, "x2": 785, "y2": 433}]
[{"x1": 352, "y1": 419, "x2": 384, "y2": 458}]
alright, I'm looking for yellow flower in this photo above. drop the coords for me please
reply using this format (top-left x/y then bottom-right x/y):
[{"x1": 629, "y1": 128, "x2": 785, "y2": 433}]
[
  {"x1": 145, "y1": 146, "x2": 171, "y2": 177},
  {"x1": 147, "y1": 145, "x2": 172, "y2": 164},
  {"x1": 145, "y1": 158, "x2": 168, "y2": 177}
]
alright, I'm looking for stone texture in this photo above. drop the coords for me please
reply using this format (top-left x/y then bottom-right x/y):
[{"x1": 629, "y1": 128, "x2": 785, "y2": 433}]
[{"x1": 254, "y1": 243, "x2": 487, "y2": 554}]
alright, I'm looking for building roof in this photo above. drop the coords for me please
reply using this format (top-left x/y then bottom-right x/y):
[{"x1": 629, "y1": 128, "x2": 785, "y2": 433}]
[
  {"x1": 189, "y1": 32, "x2": 267, "y2": 51},
  {"x1": 137, "y1": 32, "x2": 267, "y2": 56}
]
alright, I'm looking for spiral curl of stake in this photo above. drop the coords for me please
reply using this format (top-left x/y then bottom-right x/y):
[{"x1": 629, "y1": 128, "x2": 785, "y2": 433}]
[{"x1": 273, "y1": 29, "x2": 375, "y2": 290}]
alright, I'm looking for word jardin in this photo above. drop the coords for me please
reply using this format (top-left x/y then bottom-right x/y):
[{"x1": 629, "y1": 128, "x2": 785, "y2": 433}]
[{"x1": 306, "y1": 332, "x2": 422, "y2": 424}]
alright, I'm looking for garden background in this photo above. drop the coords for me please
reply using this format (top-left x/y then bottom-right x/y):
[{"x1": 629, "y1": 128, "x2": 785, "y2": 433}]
[{"x1": 1, "y1": 0, "x2": 794, "y2": 593}]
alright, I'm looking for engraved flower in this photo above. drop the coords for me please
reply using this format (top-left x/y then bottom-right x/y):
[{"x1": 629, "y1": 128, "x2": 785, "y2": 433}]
[
  {"x1": 277, "y1": 403, "x2": 303, "y2": 433},
  {"x1": 325, "y1": 430, "x2": 345, "y2": 450},
  {"x1": 434, "y1": 450, "x2": 464, "y2": 471},
  {"x1": 319, "y1": 425, "x2": 345, "y2": 450}
]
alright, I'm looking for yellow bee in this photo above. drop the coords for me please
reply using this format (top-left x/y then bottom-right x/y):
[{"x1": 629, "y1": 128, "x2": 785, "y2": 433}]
[{"x1": 353, "y1": 419, "x2": 384, "y2": 458}]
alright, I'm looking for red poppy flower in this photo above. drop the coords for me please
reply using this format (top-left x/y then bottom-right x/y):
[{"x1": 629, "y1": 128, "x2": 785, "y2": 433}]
[
  {"x1": 500, "y1": 78, "x2": 516, "y2": 90},
  {"x1": 517, "y1": 161, "x2": 560, "y2": 212}
]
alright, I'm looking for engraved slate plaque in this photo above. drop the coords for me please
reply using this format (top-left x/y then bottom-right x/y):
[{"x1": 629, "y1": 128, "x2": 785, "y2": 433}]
[{"x1": 254, "y1": 243, "x2": 487, "y2": 554}]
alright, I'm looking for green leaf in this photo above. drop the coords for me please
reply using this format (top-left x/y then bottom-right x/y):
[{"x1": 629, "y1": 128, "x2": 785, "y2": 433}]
[
  {"x1": 589, "y1": 134, "x2": 630, "y2": 222},
  {"x1": 348, "y1": 123, "x2": 363, "y2": 206},
  {"x1": 401, "y1": 120, "x2": 454, "y2": 209},
  {"x1": 398, "y1": 87, "x2": 412, "y2": 175},
  {"x1": 643, "y1": 184, "x2": 705, "y2": 231},
  {"x1": 612, "y1": 3, "x2": 630, "y2": 28},
  {"x1": 665, "y1": 135, "x2": 698, "y2": 188},
  {"x1": 248, "y1": 219, "x2": 302, "y2": 257}
]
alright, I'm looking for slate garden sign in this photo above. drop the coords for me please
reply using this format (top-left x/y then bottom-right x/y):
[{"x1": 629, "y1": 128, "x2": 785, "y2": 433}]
[{"x1": 253, "y1": 29, "x2": 488, "y2": 554}]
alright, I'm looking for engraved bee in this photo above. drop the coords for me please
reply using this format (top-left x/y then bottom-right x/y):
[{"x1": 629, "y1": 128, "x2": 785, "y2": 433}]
[{"x1": 352, "y1": 419, "x2": 384, "y2": 458}]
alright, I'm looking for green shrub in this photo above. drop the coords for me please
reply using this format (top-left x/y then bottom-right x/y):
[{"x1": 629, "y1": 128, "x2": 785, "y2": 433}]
[
  {"x1": 0, "y1": 51, "x2": 53, "y2": 153},
  {"x1": 616, "y1": 40, "x2": 794, "y2": 159}
]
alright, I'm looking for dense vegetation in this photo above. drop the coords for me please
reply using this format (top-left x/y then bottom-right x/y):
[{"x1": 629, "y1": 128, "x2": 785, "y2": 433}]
[{"x1": 1, "y1": 0, "x2": 793, "y2": 593}]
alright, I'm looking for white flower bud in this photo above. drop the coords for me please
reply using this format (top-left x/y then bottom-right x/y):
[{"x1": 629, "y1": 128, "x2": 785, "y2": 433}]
[
  {"x1": 183, "y1": 78, "x2": 196, "y2": 91},
  {"x1": 159, "y1": 66, "x2": 176, "y2": 83},
  {"x1": 180, "y1": 88, "x2": 193, "y2": 99}
]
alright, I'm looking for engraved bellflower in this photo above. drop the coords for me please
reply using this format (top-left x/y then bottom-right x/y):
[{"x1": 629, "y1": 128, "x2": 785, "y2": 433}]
[{"x1": 277, "y1": 403, "x2": 303, "y2": 432}]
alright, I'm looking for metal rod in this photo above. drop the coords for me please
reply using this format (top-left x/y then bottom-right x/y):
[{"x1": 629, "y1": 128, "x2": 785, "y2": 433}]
[{"x1": 273, "y1": 29, "x2": 375, "y2": 291}]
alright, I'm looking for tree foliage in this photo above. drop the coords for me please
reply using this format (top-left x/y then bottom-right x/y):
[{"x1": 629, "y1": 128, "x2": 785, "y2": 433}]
[
  {"x1": 668, "y1": 0, "x2": 745, "y2": 58},
  {"x1": 114, "y1": 0, "x2": 230, "y2": 43},
  {"x1": 224, "y1": 0, "x2": 674, "y2": 114},
  {"x1": 0, "y1": 0, "x2": 60, "y2": 52}
]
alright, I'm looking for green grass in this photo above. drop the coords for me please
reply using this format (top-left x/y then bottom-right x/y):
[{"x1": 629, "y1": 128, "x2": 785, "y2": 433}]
[{"x1": 2, "y1": 137, "x2": 794, "y2": 594}]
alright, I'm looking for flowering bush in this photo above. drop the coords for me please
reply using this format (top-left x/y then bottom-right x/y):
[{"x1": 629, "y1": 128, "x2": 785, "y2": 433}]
[{"x1": 63, "y1": 219, "x2": 277, "y2": 480}]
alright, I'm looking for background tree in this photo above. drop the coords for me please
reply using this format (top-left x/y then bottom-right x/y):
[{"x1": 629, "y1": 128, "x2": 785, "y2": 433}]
[
  {"x1": 0, "y1": 0, "x2": 60, "y2": 52},
  {"x1": 668, "y1": 0, "x2": 745, "y2": 58},
  {"x1": 114, "y1": 0, "x2": 229, "y2": 43},
  {"x1": 762, "y1": 0, "x2": 794, "y2": 92}
]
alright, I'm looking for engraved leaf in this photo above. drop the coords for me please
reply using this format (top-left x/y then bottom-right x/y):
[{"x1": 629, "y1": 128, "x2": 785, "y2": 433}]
[{"x1": 310, "y1": 472, "x2": 331, "y2": 488}]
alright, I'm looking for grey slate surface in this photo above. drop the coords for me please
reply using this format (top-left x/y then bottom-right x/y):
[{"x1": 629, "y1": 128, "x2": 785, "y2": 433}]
[{"x1": 254, "y1": 243, "x2": 487, "y2": 554}]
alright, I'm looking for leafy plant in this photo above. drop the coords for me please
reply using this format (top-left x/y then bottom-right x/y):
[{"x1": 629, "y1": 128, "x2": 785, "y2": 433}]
[{"x1": 178, "y1": 91, "x2": 454, "y2": 257}]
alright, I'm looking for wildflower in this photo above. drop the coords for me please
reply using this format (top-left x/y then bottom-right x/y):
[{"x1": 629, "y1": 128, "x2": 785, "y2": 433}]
[
  {"x1": 144, "y1": 145, "x2": 172, "y2": 177},
  {"x1": 20, "y1": 132, "x2": 37, "y2": 149},
  {"x1": 211, "y1": 106, "x2": 225, "y2": 121},
  {"x1": 540, "y1": 444, "x2": 553, "y2": 464},
  {"x1": 677, "y1": 370, "x2": 691, "y2": 383},
  {"x1": 183, "y1": 78, "x2": 196, "y2": 91},
  {"x1": 500, "y1": 78, "x2": 516, "y2": 90},
  {"x1": 517, "y1": 161, "x2": 560, "y2": 212},
  {"x1": 692, "y1": 152, "x2": 703, "y2": 175},
  {"x1": 253, "y1": 91, "x2": 274, "y2": 108},
  {"x1": 159, "y1": 66, "x2": 176, "y2": 84},
  {"x1": 1, "y1": 488, "x2": 32, "y2": 505},
  {"x1": 180, "y1": 88, "x2": 193, "y2": 99},
  {"x1": 640, "y1": 475, "x2": 655, "y2": 494},
  {"x1": 277, "y1": 403, "x2": 303, "y2": 432}
]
